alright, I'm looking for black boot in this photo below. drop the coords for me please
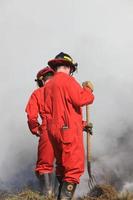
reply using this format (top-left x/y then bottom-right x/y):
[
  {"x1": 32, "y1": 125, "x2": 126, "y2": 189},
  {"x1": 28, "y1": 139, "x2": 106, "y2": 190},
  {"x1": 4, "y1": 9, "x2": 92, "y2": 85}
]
[
  {"x1": 59, "y1": 181, "x2": 77, "y2": 200},
  {"x1": 38, "y1": 173, "x2": 53, "y2": 197},
  {"x1": 53, "y1": 175, "x2": 61, "y2": 198},
  {"x1": 57, "y1": 181, "x2": 63, "y2": 200}
]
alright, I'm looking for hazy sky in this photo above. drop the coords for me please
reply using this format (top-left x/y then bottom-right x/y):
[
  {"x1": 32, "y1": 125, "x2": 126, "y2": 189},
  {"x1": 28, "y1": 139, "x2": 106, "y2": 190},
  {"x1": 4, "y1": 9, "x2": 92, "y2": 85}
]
[{"x1": 0, "y1": 0, "x2": 133, "y2": 195}]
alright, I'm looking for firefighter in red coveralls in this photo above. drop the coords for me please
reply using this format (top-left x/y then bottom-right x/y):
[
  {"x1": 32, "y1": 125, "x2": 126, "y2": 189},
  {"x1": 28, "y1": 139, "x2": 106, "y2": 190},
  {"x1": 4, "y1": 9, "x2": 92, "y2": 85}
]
[
  {"x1": 25, "y1": 67, "x2": 55, "y2": 196},
  {"x1": 43, "y1": 52, "x2": 95, "y2": 200}
]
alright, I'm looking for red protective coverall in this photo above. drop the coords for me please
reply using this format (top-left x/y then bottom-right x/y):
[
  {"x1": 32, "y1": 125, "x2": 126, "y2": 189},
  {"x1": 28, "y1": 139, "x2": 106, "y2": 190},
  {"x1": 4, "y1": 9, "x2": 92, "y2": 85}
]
[
  {"x1": 25, "y1": 86, "x2": 54, "y2": 174},
  {"x1": 43, "y1": 72, "x2": 94, "y2": 184}
]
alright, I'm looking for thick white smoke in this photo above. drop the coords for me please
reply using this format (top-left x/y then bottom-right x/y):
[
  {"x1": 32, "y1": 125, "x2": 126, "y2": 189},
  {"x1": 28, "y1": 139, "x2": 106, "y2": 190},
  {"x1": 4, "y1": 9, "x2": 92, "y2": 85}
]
[{"x1": 0, "y1": 0, "x2": 133, "y2": 196}]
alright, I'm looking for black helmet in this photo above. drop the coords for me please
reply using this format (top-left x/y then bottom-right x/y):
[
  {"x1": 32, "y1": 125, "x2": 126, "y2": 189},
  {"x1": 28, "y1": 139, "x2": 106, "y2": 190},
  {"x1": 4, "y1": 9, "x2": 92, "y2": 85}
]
[{"x1": 48, "y1": 52, "x2": 78, "y2": 73}]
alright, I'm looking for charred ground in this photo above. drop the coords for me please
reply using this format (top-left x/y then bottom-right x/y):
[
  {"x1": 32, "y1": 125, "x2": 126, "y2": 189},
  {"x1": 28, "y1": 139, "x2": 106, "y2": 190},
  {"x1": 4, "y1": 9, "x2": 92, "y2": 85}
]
[{"x1": 1, "y1": 185, "x2": 133, "y2": 200}]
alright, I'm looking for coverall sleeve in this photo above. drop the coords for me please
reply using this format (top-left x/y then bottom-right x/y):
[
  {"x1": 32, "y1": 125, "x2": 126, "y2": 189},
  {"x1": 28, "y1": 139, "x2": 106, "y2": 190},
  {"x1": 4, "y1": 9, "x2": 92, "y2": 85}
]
[
  {"x1": 67, "y1": 77, "x2": 94, "y2": 107},
  {"x1": 25, "y1": 92, "x2": 40, "y2": 135}
]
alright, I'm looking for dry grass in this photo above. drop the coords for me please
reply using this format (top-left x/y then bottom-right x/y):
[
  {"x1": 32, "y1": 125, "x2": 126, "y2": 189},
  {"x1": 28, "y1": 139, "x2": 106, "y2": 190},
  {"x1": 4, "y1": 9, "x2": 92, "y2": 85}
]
[
  {"x1": 1, "y1": 189, "x2": 54, "y2": 200},
  {"x1": 0, "y1": 185, "x2": 133, "y2": 200},
  {"x1": 79, "y1": 185, "x2": 133, "y2": 200},
  {"x1": 81, "y1": 184, "x2": 118, "y2": 200},
  {"x1": 117, "y1": 192, "x2": 133, "y2": 200}
]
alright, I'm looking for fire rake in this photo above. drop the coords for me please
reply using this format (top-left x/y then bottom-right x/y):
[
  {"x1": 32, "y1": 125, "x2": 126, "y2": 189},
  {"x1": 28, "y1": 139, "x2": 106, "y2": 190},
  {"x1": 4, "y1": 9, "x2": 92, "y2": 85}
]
[{"x1": 86, "y1": 105, "x2": 97, "y2": 191}]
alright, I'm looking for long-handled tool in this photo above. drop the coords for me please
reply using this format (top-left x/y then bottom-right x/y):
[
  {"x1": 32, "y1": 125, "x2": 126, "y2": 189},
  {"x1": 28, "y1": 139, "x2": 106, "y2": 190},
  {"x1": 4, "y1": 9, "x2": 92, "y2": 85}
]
[{"x1": 86, "y1": 105, "x2": 97, "y2": 191}]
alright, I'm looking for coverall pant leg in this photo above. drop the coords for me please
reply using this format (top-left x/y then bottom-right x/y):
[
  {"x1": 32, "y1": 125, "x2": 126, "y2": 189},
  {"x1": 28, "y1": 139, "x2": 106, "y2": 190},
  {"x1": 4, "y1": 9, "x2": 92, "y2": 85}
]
[
  {"x1": 61, "y1": 126, "x2": 85, "y2": 184},
  {"x1": 49, "y1": 125, "x2": 85, "y2": 184},
  {"x1": 35, "y1": 129, "x2": 54, "y2": 175}
]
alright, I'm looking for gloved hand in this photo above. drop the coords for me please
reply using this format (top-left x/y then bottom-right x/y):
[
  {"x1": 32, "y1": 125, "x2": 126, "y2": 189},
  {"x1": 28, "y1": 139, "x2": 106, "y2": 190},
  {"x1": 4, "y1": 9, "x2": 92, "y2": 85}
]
[
  {"x1": 32, "y1": 125, "x2": 42, "y2": 137},
  {"x1": 83, "y1": 122, "x2": 93, "y2": 135},
  {"x1": 32, "y1": 131, "x2": 40, "y2": 137},
  {"x1": 82, "y1": 81, "x2": 94, "y2": 91},
  {"x1": 28, "y1": 120, "x2": 41, "y2": 137}
]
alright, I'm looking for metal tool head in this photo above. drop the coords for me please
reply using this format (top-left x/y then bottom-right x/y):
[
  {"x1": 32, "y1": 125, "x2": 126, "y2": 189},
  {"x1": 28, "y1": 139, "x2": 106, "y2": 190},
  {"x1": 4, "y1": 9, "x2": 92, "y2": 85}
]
[{"x1": 88, "y1": 174, "x2": 97, "y2": 191}]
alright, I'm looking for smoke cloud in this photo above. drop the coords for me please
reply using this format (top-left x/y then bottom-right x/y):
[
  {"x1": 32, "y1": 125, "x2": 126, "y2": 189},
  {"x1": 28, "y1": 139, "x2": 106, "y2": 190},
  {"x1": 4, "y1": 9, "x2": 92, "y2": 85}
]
[{"x1": 0, "y1": 0, "x2": 133, "y2": 196}]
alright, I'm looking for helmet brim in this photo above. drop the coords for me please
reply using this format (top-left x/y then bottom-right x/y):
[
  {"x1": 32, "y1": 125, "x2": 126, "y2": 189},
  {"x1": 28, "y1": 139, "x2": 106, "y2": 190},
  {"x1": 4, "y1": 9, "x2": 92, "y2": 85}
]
[
  {"x1": 48, "y1": 59, "x2": 77, "y2": 72},
  {"x1": 36, "y1": 67, "x2": 54, "y2": 79}
]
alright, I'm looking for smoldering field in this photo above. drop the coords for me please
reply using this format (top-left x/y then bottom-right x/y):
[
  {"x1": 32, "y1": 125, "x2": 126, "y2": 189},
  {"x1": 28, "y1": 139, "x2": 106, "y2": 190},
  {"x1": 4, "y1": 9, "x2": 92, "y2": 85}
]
[
  {"x1": 0, "y1": 68, "x2": 133, "y2": 197},
  {"x1": 0, "y1": 0, "x2": 133, "y2": 197}
]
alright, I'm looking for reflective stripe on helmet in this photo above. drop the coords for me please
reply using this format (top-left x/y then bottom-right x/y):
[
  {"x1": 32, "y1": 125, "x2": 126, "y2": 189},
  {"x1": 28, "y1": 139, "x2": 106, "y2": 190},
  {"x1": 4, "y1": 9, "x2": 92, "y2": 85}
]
[{"x1": 64, "y1": 55, "x2": 73, "y2": 63}]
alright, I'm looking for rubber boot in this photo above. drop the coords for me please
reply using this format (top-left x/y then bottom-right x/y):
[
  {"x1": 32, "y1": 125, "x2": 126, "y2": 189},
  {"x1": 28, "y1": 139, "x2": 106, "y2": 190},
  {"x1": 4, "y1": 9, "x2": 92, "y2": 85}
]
[
  {"x1": 59, "y1": 181, "x2": 77, "y2": 200},
  {"x1": 53, "y1": 175, "x2": 61, "y2": 198},
  {"x1": 56, "y1": 176, "x2": 63, "y2": 200},
  {"x1": 38, "y1": 173, "x2": 53, "y2": 197}
]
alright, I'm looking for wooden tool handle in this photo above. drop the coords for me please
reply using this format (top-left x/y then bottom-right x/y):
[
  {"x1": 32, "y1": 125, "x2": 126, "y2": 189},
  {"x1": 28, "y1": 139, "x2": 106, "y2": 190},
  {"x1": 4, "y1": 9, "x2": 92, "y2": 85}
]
[
  {"x1": 86, "y1": 105, "x2": 90, "y2": 123},
  {"x1": 86, "y1": 105, "x2": 91, "y2": 162}
]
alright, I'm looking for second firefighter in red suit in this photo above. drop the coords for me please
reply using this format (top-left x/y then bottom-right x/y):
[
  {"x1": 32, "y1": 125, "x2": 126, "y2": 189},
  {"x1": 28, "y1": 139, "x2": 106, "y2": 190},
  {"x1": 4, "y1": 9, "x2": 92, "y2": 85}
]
[
  {"x1": 43, "y1": 52, "x2": 95, "y2": 200},
  {"x1": 25, "y1": 67, "x2": 55, "y2": 196}
]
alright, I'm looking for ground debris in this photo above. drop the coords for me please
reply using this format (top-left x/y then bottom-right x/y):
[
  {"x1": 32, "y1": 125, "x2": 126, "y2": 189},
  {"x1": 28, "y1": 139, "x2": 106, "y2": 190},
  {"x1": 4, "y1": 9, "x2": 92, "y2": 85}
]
[
  {"x1": 2, "y1": 189, "x2": 55, "y2": 200},
  {"x1": 0, "y1": 190, "x2": 11, "y2": 200},
  {"x1": 1, "y1": 185, "x2": 133, "y2": 200},
  {"x1": 80, "y1": 184, "x2": 118, "y2": 200}
]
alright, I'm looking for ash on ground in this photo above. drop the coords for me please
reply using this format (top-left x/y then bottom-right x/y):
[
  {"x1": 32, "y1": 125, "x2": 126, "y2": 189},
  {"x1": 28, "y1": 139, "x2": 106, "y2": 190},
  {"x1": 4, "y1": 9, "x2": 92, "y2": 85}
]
[{"x1": 79, "y1": 184, "x2": 118, "y2": 200}]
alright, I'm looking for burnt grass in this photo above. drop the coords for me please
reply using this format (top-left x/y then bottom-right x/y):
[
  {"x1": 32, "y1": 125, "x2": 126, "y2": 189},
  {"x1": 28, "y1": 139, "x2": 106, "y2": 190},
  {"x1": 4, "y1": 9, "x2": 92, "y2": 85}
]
[{"x1": 0, "y1": 185, "x2": 133, "y2": 200}]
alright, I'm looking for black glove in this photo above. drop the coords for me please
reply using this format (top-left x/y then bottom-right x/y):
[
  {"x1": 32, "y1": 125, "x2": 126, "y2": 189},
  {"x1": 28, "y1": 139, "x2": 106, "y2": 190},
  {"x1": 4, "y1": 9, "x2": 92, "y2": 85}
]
[
  {"x1": 84, "y1": 122, "x2": 93, "y2": 135},
  {"x1": 32, "y1": 131, "x2": 40, "y2": 137}
]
